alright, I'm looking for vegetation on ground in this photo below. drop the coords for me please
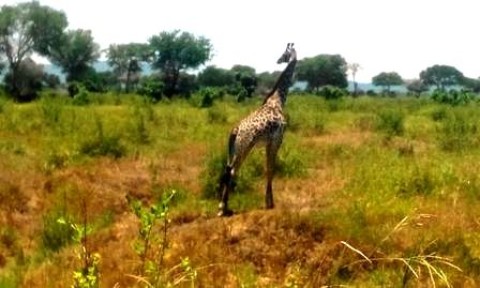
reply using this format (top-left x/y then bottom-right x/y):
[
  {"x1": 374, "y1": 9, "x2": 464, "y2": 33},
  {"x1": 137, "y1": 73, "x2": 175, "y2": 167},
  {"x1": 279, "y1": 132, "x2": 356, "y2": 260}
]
[{"x1": 0, "y1": 91, "x2": 479, "y2": 287}]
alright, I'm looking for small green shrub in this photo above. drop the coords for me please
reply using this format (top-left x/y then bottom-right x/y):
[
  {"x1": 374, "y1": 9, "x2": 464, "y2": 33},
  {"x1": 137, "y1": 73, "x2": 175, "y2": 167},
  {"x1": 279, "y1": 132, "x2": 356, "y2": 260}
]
[
  {"x1": 431, "y1": 89, "x2": 474, "y2": 106},
  {"x1": 79, "y1": 117, "x2": 126, "y2": 158},
  {"x1": 72, "y1": 88, "x2": 91, "y2": 106},
  {"x1": 376, "y1": 109, "x2": 404, "y2": 137},
  {"x1": 318, "y1": 85, "x2": 347, "y2": 100},
  {"x1": 41, "y1": 209, "x2": 75, "y2": 252}
]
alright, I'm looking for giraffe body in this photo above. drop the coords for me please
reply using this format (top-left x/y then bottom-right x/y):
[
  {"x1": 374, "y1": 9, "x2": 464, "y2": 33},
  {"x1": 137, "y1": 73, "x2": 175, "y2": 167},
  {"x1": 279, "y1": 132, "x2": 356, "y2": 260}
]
[{"x1": 218, "y1": 44, "x2": 297, "y2": 216}]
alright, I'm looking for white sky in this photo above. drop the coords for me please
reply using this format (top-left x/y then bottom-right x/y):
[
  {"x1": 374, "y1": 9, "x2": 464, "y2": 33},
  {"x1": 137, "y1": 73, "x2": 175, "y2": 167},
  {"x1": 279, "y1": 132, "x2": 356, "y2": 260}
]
[{"x1": 4, "y1": 0, "x2": 480, "y2": 82}]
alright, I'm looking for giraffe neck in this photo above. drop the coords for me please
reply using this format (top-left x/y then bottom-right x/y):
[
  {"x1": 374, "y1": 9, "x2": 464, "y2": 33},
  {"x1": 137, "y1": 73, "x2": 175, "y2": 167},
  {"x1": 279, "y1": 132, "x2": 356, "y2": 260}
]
[{"x1": 264, "y1": 59, "x2": 297, "y2": 106}]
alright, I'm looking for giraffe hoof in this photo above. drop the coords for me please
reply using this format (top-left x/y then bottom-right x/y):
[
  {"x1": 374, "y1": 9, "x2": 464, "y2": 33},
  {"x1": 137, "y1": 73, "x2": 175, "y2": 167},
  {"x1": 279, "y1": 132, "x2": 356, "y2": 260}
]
[{"x1": 217, "y1": 209, "x2": 234, "y2": 217}]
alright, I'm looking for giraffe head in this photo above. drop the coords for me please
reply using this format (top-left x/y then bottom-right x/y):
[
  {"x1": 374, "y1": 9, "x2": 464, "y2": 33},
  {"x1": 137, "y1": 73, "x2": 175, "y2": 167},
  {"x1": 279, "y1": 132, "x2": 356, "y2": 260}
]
[{"x1": 277, "y1": 43, "x2": 296, "y2": 64}]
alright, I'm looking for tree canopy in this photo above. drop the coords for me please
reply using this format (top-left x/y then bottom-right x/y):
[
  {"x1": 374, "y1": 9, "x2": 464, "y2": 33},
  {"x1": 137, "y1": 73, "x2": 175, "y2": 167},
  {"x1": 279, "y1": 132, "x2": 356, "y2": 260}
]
[
  {"x1": 49, "y1": 29, "x2": 100, "y2": 82},
  {"x1": 0, "y1": 1, "x2": 67, "y2": 98},
  {"x1": 107, "y1": 43, "x2": 150, "y2": 92},
  {"x1": 296, "y1": 54, "x2": 348, "y2": 91},
  {"x1": 149, "y1": 30, "x2": 212, "y2": 97},
  {"x1": 406, "y1": 79, "x2": 429, "y2": 97},
  {"x1": 197, "y1": 65, "x2": 235, "y2": 88},
  {"x1": 372, "y1": 72, "x2": 403, "y2": 94},
  {"x1": 420, "y1": 65, "x2": 464, "y2": 91}
]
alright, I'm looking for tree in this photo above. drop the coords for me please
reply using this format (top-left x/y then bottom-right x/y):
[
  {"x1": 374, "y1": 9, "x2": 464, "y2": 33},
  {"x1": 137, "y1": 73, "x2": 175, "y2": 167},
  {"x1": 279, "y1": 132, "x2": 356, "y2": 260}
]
[
  {"x1": 0, "y1": 2, "x2": 67, "y2": 98},
  {"x1": 197, "y1": 65, "x2": 235, "y2": 88},
  {"x1": 296, "y1": 54, "x2": 348, "y2": 92},
  {"x1": 419, "y1": 65, "x2": 464, "y2": 91},
  {"x1": 230, "y1": 65, "x2": 257, "y2": 100},
  {"x1": 49, "y1": 29, "x2": 100, "y2": 82},
  {"x1": 107, "y1": 43, "x2": 150, "y2": 92},
  {"x1": 462, "y1": 77, "x2": 480, "y2": 93},
  {"x1": 148, "y1": 30, "x2": 212, "y2": 97},
  {"x1": 4, "y1": 57, "x2": 43, "y2": 102},
  {"x1": 372, "y1": 72, "x2": 403, "y2": 95},
  {"x1": 406, "y1": 79, "x2": 429, "y2": 97},
  {"x1": 347, "y1": 63, "x2": 361, "y2": 96},
  {"x1": 256, "y1": 71, "x2": 281, "y2": 94}
]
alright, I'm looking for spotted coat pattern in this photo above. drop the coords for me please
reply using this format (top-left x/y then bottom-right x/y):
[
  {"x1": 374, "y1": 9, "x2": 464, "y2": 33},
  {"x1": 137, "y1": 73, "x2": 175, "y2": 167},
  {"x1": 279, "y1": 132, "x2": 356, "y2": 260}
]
[{"x1": 218, "y1": 44, "x2": 297, "y2": 216}]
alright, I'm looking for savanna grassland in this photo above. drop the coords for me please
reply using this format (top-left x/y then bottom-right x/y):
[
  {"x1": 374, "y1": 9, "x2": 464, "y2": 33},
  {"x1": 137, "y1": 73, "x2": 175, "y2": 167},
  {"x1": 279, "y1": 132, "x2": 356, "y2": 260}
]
[{"x1": 1, "y1": 92, "x2": 480, "y2": 287}]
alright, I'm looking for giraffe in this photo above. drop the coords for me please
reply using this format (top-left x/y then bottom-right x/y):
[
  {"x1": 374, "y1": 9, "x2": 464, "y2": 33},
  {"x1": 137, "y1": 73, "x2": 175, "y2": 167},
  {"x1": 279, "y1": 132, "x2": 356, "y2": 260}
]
[{"x1": 217, "y1": 43, "x2": 298, "y2": 217}]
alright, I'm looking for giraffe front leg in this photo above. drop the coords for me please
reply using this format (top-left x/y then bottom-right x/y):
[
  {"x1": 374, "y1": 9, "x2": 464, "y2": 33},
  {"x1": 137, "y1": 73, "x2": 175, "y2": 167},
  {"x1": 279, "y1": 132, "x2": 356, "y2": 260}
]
[{"x1": 265, "y1": 142, "x2": 280, "y2": 210}]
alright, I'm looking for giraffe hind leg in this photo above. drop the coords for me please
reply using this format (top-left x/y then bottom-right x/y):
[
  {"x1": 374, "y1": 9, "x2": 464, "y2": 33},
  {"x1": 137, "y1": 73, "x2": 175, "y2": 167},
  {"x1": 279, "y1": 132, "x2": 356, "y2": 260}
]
[
  {"x1": 217, "y1": 132, "x2": 238, "y2": 217},
  {"x1": 218, "y1": 165, "x2": 234, "y2": 217}
]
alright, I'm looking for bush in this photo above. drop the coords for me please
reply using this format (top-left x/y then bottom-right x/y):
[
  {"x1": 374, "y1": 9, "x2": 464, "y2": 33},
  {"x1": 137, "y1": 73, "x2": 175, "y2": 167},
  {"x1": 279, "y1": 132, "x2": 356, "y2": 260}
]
[
  {"x1": 318, "y1": 85, "x2": 347, "y2": 100},
  {"x1": 79, "y1": 117, "x2": 126, "y2": 158},
  {"x1": 41, "y1": 209, "x2": 75, "y2": 252},
  {"x1": 376, "y1": 109, "x2": 405, "y2": 137},
  {"x1": 431, "y1": 89, "x2": 474, "y2": 106},
  {"x1": 138, "y1": 75, "x2": 165, "y2": 101},
  {"x1": 198, "y1": 87, "x2": 225, "y2": 108}
]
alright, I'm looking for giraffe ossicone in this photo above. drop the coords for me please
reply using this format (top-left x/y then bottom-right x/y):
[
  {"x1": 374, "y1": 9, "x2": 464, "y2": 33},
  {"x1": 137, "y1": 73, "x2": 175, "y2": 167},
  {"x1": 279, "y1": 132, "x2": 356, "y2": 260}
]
[{"x1": 217, "y1": 43, "x2": 297, "y2": 217}]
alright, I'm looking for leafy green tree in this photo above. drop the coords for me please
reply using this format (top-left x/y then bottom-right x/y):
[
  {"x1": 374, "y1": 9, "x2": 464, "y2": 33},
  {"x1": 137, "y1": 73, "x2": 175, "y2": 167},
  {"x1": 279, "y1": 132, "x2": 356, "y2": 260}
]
[
  {"x1": 231, "y1": 65, "x2": 256, "y2": 77},
  {"x1": 4, "y1": 57, "x2": 43, "y2": 102},
  {"x1": 406, "y1": 79, "x2": 429, "y2": 97},
  {"x1": 49, "y1": 29, "x2": 100, "y2": 82},
  {"x1": 462, "y1": 77, "x2": 480, "y2": 93},
  {"x1": 0, "y1": 2, "x2": 67, "y2": 98},
  {"x1": 230, "y1": 65, "x2": 257, "y2": 100},
  {"x1": 197, "y1": 65, "x2": 235, "y2": 88},
  {"x1": 296, "y1": 54, "x2": 348, "y2": 92},
  {"x1": 43, "y1": 73, "x2": 61, "y2": 89},
  {"x1": 419, "y1": 65, "x2": 464, "y2": 91},
  {"x1": 372, "y1": 72, "x2": 403, "y2": 94},
  {"x1": 148, "y1": 30, "x2": 212, "y2": 97},
  {"x1": 256, "y1": 71, "x2": 281, "y2": 94},
  {"x1": 107, "y1": 43, "x2": 150, "y2": 92}
]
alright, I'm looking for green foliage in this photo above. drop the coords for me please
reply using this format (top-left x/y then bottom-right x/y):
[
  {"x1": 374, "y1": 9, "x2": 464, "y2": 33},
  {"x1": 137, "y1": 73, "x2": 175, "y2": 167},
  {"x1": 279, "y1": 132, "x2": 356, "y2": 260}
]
[
  {"x1": 41, "y1": 210, "x2": 75, "y2": 252},
  {"x1": 0, "y1": 2, "x2": 67, "y2": 99},
  {"x1": 406, "y1": 79, "x2": 429, "y2": 97},
  {"x1": 56, "y1": 216, "x2": 100, "y2": 288},
  {"x1": 431, "y1": 89, "x2": 474, "y2": 106},
  {"x1": 206, "y1": 104, "x2": 228, "y2": 124},
  {"x1": 106, "y1": 43, "x2": 150, "y2": 92},
  {"x1": 138, "y1": 75, "x2": 165, "y2": 101},
  {"x1": 79, "y1": 116, "x2": 125, "y2": 158},
  {"x1": 420, "y1": 64, "x2": 464, "y2": 90},
  {"x1": 131, "y1": 190, "x2": 186, "y2": 286},
  {"x1": 49, "y1": 29, "x2": 100, "y2": 82},
  {"x1": 200, "y1": 152, "x2": 260, "y2": 199},
  {"x1": 372, "y1": 72, "x2": 403, "y2": 94},
  {"x1": 438, "y1": 110, "x2": 478, "y2": 152},
  {"x1": 72, "y1": 88, "x2": 91, "y2": 106},
  {"x1": 3, "y1": 58, "x2": 44, "y2": 102},
  {"x1": 376, "y1": 109, "x2": 405, "y2": 137},
  {"x1": 318, "y1": 85, "x2": 347, "y2": 100},
  {"x1": 149, "y1": 30, "x2": 212, "y2": 97},
  {"x1": 297, "y1": 54, "x2": 348, "y2": 91},
  {"x1": 197, "y1": 65, "x2": 235, "y2": 88},
  {"x1": 198, "y1": 87, "x2": 225, "y2": 108},
  {"x1": 275, "y1": 144, "x2": 308, "y2": 177}
]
